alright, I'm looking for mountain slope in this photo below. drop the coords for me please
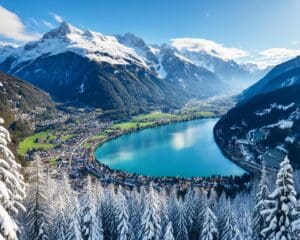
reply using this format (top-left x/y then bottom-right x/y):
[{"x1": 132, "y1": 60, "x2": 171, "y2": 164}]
[
  {"x1": 0, "y1": 22, "x2": 264, "y2": 113},
  {"x1": 241, "y1": 56, "x2": 300, "y2": 101},
  {"x1": 0, "y1": 71, "x2": 55, "y2": 126},
  {"x1": 0, "y1": 23, "x2": 185, "y2": 113},
  {"x1": 174, "y1": 48, "x2": 267, "y2": 90},
  {"x1": 214, "y1": 85, "x2": 300, "y2": 169}
]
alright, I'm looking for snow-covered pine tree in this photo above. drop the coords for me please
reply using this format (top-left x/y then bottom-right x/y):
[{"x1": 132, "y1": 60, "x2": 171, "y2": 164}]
[
  {"x1": 102, "y1": 184, "x2": 116, "y2": 240},
  {"x1": 216, "y1": 191, "x2": 227, "y2": 220},
  {"x1": 252, "y1": 164, "x2": 270, "y2": 240},
  {"x1": 167, "y1": 187, "x2": 178, "y2": 226},
  {"x1": 52, "y1": 196, "x2": 67, "y2": 240},
  {"x1": 114, "y1": 186, "x2": 132, "y2": 240},
  {"x1": 93, "y1": 181, "x2": 104, "y2": 240},
  {"x1": 0, "y1": 118, "x2": 26, "y2": 240},
  {"x1": 183, "y1": 188, "x2": 196, "y2": 238},
  {"x1": 65, "y1": 191, "x2": 82, "y2": 240},
  {"x1": 26, "y1": 156, "x2": 50, "y2": 240},
  {"x1": 163, "y1": 222, "x2": 175, "y2": 240},
  {"x1": 220, "y1": 202, "x2": 242, "y2": 240},
  {"x1": 128, "y1": 187, "x2": 142, "y2": 238},
  {"x1": 138, "y1": 183, "x2": 162, "y2": 240},
  {"x1": 81, "y1": 176, "x2": 103, "y2": 240},
  {"x1": 208, "y1": 188, "x2": 218, "y2": 212},
  {"x1": 261, "y1": 156, "x2": 297, "y2": 240},
  {"x1": 46, "y1": 168, "x2": 57, "y2": 238},
  {"x1": 173, "y1": 198, "x2": 188, "y2": 240},
  {"x1": 199, "y1": 200, "x2": 218, "y2": 240},
  {"x1": 233, "y1": 194, "x2": 253, "y2": 240},
  {"x1": 160, "y1": 188, "x2": 169, "y2": 233},
  {"x1": 292, "y1": 200, "x2": 300, "y2": 239},
  {"x1": 196, "y1": 190, "x2": 208, "y2": 233},
  {"x1": 63, "y1": 177, "x2": 82, "y2": 240}
]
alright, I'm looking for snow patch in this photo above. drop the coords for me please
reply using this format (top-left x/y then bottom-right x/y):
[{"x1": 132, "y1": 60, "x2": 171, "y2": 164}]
[
  {"x1": 285, "y1": 136, "x2": 295, "y2": 144},
  {"x1": 267, "y1": 120, "x2": 294, "y2": 129},
  {"x1": 255, "y1": 102, "x2": 295, "y2": 116}
]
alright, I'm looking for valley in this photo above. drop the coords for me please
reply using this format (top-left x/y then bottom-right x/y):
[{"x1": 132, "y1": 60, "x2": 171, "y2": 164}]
[
  {"x1": 17, "y1": 94, "x2": 245, "y2": 189},
  {"x1": 0, "y1": 4, "x2": 300, "y2": 239}
]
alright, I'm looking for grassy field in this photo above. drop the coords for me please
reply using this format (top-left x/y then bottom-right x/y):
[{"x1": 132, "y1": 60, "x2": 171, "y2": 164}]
[
  {"x1": 18, "y1": 130, "x2": 56, "y2": 155},
  {"x1": 60, "y1": 134, "x2": 74, "y2": 141},
  {"x1": 112, "y1": 122, "x2": 154, "y2": 130},
  {"x1": 132, "y1": 112, "x2": 176, "y2": 122},
  {"x1": 89, "y1": 133, "x2": 108, "y2": 141}
]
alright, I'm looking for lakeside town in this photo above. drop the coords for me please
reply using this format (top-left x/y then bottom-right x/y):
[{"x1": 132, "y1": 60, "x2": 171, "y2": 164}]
[{"x1": 18, "y1": 97, "x2": 252, "y2": 193}]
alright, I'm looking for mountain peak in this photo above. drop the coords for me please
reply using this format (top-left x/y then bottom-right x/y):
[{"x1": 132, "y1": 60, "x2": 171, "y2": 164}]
[
  {"x1": 116, "y1": 32, "x2": 147, "y2": 48},
  {"x1": 43, "y1": 21, "x2": 83, "y2": 39}
]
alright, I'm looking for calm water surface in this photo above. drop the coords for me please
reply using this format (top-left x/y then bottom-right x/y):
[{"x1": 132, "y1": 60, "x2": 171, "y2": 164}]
[{"x1": 95, "y1": 118, "x2": 244, "y2": 177}]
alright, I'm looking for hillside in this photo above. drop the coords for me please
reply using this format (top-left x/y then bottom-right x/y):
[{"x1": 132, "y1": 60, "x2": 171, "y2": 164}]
[
  {"x1": 0, "y1": 72, "x2": 56, "y2": 159},
  {"x1": 215, "y1": 85, "x2": 300, "y2": 170},
  {"x1": 241, "y1": 56, "x2": 300, "y2": 101}
]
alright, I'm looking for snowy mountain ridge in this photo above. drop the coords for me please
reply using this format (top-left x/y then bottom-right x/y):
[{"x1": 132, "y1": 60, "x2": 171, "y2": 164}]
[
  {"x1": 0, "y1": 22, "x2": 269, "y2": 112},
  {"x1": 5, "y1": 22, "x2": 148, "y2": 70},
  {"x1": 0, "y1": 22, "x2": 265, "y2": 85}
]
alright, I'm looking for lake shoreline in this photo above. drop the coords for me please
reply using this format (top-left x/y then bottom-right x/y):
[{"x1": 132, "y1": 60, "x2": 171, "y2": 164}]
[{"x1": 91, "y1": 117, "x2": 246, "y2": 179}]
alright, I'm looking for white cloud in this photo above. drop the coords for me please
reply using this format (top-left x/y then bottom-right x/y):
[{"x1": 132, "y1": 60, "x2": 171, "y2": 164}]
[
  {"x1": 247, "y1": 48, "x2": 300, "y2": 68},
  {"x1": 42, "y1": 19, "x2": 54, "y2": 28},
  {"x1": 0, "y1": 5, "x2": 40, "y2": 42},
  {"x1": 171, "y1": 38, "x2": 248, "y2": 60},
  {"x1": 49, "y1": 12, "x2": 63, "y2": 22}
]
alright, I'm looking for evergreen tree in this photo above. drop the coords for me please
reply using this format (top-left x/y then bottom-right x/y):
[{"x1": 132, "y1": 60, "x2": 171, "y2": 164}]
[
  {"x1": 167, "y1": 187, "x2": 178, "y2": 226},
  {"x1": 81, "y1": 177, "x2": 102, "y2": 240},
  {"x1": 183, "y1": 188, "x2": 196, "y2": 238},
  {"x1": 102, "y1": 184, "x2": 116, "y2": 240},
  {"x1": 252, "y1": 164, "x2": 270, "y2": 240},
  {"x1": 46, "y1": 168, "x2": 57, "y2": 239},
  {"x1": 0, "y1": 118, "x2": 26, "y2": 240},
  {"x1": 160, "y1": 188, "x2": 170, "y2": 233},
  {"x1": 173, "y1": 199, "x2": 188, "y2": 240},
  {"x1": 114, "y1": 187, "x2": 132, "y2": 240},
  {"x1": 196, "y1": 190, "x2": 208, "y2": 233},
  {"x1": 94, "y1": 181, "x2": 104, "y2": 240},
  {"x1": 199, "y1": 202, "x2": 218, "y2": 240},
  {"x1": 128, "y1": 187, "x2": 142, "y2": 238},
  {"x1": 261, "y1": 156, "x2": 297, "y2": 240},
  {"x1": 53, "y1": 196, "x2": 67, "y2": 240},
  {"x1": 220, "y1": 203, "x2": 242, "y2": 240},
  {"x1": 138, "y1": 184, "x2": 162, "y2": 240},
  {"x1": 292, "y1": 200, "x2": 300, "y2": 239},
  {"x1": 64, "y1": 178, "x2": 82, "y2": 240},
  {"x1": 163, "y1": 222, "x2": 175, "y2": 240},
  {"x1": 26, "y1": 157, "x2": 50, "y2": 240}
]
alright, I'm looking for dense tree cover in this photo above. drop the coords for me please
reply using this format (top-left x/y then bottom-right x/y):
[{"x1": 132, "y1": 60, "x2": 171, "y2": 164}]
[{"x1": 21, "y1": 155, "x2": 300, "y2": 240}]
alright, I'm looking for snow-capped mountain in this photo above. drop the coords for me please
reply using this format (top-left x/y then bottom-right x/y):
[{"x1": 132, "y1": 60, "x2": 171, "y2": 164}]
[
  {"x1": 5, "y1": 22, "x2": 148, "y2": 68},
  {"x1": 0, "y1": 42, "x2": 18, "y2": 63},
  {"x1": 0, "y1": 22, "x2": 265, "y2": 112},
  {"x1": 241, "y1": 56, "x2": 300, "y2": 101},
  {"x1": 116, "y1": 32, "x2": 266, "y2": 89}
]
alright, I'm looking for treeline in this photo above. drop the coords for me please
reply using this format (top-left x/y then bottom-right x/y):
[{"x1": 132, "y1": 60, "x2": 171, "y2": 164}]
[{"x1": 22, "y1": 157, "x2": 300, "y2": 240}]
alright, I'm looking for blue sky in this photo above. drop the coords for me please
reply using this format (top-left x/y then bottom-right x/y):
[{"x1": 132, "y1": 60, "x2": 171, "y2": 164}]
[{"x1": 0, "y1": 0, "x2": 300, "y2": 66}]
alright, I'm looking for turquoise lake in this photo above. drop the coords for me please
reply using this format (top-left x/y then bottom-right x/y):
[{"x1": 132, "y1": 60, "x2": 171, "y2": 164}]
[{"x1": 95, "y1": 118, "x2": 245, "y2": 177}]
